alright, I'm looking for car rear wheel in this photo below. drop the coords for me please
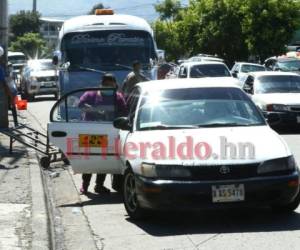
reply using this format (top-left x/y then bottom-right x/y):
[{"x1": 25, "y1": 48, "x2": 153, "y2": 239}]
[
  {"x1": 271, "y1": 190, "x2": 300, "y2": 213},
  {"x1": 123, "y1": 168, "x2": 146, "y2": 220}
]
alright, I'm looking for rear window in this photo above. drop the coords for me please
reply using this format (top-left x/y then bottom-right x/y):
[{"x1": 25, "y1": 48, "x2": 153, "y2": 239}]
[{"x1": 190, "y1": 64, "x2": 231, "y2": 78}]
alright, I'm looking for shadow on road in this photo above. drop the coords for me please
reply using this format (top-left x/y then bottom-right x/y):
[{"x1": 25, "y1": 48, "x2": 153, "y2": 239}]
[
  {"x1": 60, "y1": 192, "x2": 123, "y2": 207},
  {"x1": 127, "y1": 208, "x2": 300, "y2": 235},
  {"x1": 30, "y1": 96, "x2": 56, "y2": 103}
]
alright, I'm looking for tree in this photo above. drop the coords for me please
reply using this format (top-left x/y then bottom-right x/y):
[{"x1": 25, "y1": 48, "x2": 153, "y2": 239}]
[
  {"x1": 153, "y1": 0, "x2": 300, "y2": 64},
  {"x1": 242, "y1": 0, "x2": 300, "y2": 61},
  {"x1": 9, "y1": 11, "x2": 41, "y2": 39},
  {"x1": 180, "y1": 0, "x2": 249, "y2": 65},
  {"x1": 155, "y1": 0, "x2": 182, "y2": 21},
  {"x1": 153, "y1": 21, "x2": 183, "y2": 61},
  {"x1": 88, "y1": 3, "x2": 105, "y2": 14},
  {"x1": 9, "y1": 33, "x2": 47, "y2": 58}
]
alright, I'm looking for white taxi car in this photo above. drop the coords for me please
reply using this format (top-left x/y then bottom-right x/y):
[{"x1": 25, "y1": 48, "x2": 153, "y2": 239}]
[{"x1": 48, "y1": 79, "x2": 300, "y2": 219}]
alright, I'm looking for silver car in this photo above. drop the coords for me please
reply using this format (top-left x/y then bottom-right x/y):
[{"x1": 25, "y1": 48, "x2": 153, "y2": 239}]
[{"x1": 20, "y1": 59, "x2": 58, "y2": 101}]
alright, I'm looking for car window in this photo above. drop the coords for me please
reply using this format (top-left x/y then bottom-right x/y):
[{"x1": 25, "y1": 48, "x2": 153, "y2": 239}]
[
  {"x1": 178, "y1": 66, "x2": 187, "y2": 78},
  {"x1": 51, "y1": 88, "x2": 117, "y2": 123},
  {"x1": 190, "y1": 64, "x2": 231, "y2": 78},
  {"x1": 136, "y1": 87, "x2": 265, "y2": 130},
  {"x1": 277, "y1": 60, "x2": 300, "y2": 71},
  {"x1": 256, "y1": 75, "x2": 300, "y2": 94},
  {"x1": 241, "y1": 64, "x2": 265, "y2": 73}
]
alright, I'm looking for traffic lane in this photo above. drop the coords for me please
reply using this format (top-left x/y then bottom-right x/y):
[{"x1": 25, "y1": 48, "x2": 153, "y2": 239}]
[
  {"x1": 72, "y1": 173, "x2": 300, "y2": 250},
  {"x1": 280, "y1": 129, "x2": 300, "y2": 165},
  {"x1": 25, "y1": 96, "x2": 55, "y2": 131}
]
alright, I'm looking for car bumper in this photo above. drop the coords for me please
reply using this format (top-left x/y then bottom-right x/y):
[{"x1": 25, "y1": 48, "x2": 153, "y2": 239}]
[
  {"x1": 266, "y1": 111, "x2": 300, "y2": 127},
  {"x1": 135, "y1": 172, "x2": 300, "y2": 210},
  {"x1": 28, "y1": 85, "x2": 58, "y2": 95}
]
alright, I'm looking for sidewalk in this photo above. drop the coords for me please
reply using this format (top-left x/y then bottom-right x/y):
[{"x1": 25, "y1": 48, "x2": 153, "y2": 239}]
[{"x1": 0, "y1": 129, "x2": 49, "y2": 249}]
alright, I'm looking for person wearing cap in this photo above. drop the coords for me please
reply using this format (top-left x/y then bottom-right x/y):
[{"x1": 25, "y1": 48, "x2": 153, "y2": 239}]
[
  {"x1": 78, "y1": 73, "x2": 127, "y2": 194},
  {"x1": 0, "y1": 46, "x2": 14, "y2": 128},
  {"x1": 122, "y1": 60, "x2": 148, "y2": 98}
]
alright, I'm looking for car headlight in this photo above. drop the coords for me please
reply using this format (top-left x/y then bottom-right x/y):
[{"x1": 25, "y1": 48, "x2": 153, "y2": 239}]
[
  {"x1": 30, "y1": 76, "x2": 38, "y2": 83},
  {"x1": 140, "y1": 163, "x2": 191, "y2": 178},
  {"x1": 141, "y1": 163, "x2": 156, "y2": 177},
  {"x1": 266, "y1": 104, "x2": 289, "y2": 112},
  {"x1": 257, "y1": 156, "x2": 297, "y2": 174}
]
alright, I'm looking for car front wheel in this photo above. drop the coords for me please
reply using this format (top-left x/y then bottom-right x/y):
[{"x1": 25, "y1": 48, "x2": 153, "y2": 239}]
[{"x1": 123, "y1": 168, "x2": 146, "y2": 220}]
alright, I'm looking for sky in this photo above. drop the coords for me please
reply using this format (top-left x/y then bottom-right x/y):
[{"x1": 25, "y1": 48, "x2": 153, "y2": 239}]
[{"x1": 8, "y1": 0, "x2": 189, "y2": 21}]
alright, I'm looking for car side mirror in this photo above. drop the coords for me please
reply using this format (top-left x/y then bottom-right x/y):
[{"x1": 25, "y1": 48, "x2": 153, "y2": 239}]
[
  {"x1": 113, "y1": 117, "x2": 132, "y2": 131},
  {"x1": 232, "y1": 71, "x2": 238, "y2": 78},
  {"x1": 243, "y1": 85, "x2": 253, "y2": 94}
]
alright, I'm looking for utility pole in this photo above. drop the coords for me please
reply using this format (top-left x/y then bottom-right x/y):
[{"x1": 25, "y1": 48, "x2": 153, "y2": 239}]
[
  {"x1": 0, "y1": 0, "x2": 8, "y2": 128},
  {"x1": 0, "y1": 0, "x2": 8, "y2": 53},
  {"x1": 33, "y1": 0, "x2": 37, "y2": 12}
]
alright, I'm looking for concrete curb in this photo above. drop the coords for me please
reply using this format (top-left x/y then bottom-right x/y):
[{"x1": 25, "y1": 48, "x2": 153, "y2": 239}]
[{"x1": 27, "y1": 148, "x2": 51, "y2": 250}]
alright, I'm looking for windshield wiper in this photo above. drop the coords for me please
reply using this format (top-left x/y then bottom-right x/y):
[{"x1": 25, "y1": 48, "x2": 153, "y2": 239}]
[
  {"x1": 69, "y1": 64, "x2": 106, "y2": 74},
  {"x1": 139, "y1": 124, "x2": 198, "y2": 131},
  {"x1": 197, "y1": 122, "x2": 257, "y2": 128}
]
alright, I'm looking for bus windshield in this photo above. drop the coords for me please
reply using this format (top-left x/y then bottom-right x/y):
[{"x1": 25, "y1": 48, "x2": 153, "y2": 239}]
[{"x1": 61, "y1": 30, "x2": 157, "y2": 69}]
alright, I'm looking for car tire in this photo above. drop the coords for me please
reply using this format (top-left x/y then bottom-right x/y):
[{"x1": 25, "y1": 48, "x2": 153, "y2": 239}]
[
  {"x1": 123, "y1": 168, "x2": 146, "y2": 220},
  {"x1": 271, "y1": 190, "x2": 300, "y2": 213}
]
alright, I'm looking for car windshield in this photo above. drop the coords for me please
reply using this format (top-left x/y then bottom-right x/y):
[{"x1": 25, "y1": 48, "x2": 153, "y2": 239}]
[
  {"x1": 256, "y1": 75, "x2": 300, "y2": 94},
  {"x1": 241, "y1": 64, "x2": 265, "y2": 73},
  {"x1": 30, "y1": 61, "x2": 56, "y2": 71},
  {"x1": 277, "y1": 60, "x2": 300, "y2": 71},
  {"x1": 61, "y1": 30, "x2": 157, "y2": 70},
  {"x1": 8, "y1": 55, "x2": 26, "y2": 64},
  {"x1": 137, "y1": 87, "x2": 265, "y2": 130},
  {"x1": 190, "y1": 64, "x2": 231, "y2": 78}
]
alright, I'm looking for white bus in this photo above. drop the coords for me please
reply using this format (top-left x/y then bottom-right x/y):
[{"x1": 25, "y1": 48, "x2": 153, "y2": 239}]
[{"x1": 54, "y1": 9, "x2": 158, "y2": 95}]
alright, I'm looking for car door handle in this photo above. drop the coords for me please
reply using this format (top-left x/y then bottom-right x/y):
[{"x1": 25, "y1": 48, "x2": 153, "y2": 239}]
[{"x1": 51, "y1": 131, "x2": 67, "y2": 137}]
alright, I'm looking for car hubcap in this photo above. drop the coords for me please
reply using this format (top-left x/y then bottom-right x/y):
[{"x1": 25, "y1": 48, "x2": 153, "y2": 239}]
[{"x1": 125, "y1": 173, "x2": 137, "y2": 212}]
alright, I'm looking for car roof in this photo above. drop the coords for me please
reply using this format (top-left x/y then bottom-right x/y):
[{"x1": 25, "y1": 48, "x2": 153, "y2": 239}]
[
  {"x1": 234, "y1": 62, "x2": 264, "y2": 67},
  {"x1": 137, "y1": 78, "x2": 240, "y2": 92},
  {"x1": 265, "y1": 57, "x2": 300, "y2": 62},
  {"x1": 8, "y1": 51, "x2": 25, "y2": 57},
  {"x1": 181, "y1": 61, "x2": 227, "y2": 67},
  {"x1": 249, "y1": 71, "x2": 299, "y2": 77}
]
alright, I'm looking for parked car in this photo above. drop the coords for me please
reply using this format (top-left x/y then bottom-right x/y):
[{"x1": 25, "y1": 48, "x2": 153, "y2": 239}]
[
  {"x1": 48, "y1": 78, "x2": 300, "y2": 219},
  {"x1": 20, "y1": 59, "x2": 58, "y2": 101},
  {"x1": 231, "y1": 62, "x2": 266, "y2": 85},
  {"x1": 264, "y1": 57, "x2": 300, "y2": 74},
  {"x1": 8, "y1": 51, "x2": 27, "y2": 89},
  {"x1": 176, "y1": 61, "x2": 232, "y2": 79},
  {"x1": 243, "y1": 72, "x2": 300, "y2": 127}
]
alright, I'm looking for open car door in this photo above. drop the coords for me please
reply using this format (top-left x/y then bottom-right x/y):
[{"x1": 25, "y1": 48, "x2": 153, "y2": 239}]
[{"x1": 48, "y1": 87, "x2": 121, "y2": 174}]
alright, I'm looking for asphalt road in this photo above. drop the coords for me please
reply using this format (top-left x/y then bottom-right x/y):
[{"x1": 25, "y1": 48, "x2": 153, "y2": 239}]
[{"x1": 27, "y1": 96, "x2": 300, "y2": 250}]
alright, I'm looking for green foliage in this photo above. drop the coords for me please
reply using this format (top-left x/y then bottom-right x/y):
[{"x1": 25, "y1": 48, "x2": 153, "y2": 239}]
[
  {"x1": 155, "y1": 0, "x2": 182, "y2": 21},
  {"x1": 153, "y1": 21, "x2": 183, "y2": 61},
  {"x1": 9, "y1": 33, "x2": 47, "y2": 59},
  {"x1": 153, "y1": 0, "x2": 300, "y2": 63},
  {"x1": 9, "y1": 11, "x2": 41, "y2": 39},
  {"x1": 88, "y1": 3, "x2": 105, "y2": 14}
]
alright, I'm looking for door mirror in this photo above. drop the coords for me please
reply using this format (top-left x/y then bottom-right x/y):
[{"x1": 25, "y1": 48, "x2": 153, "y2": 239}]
[
  {"x1": 232, "y1": 71, "x2": 238, "y2": 78},
  {"x1": 243, "y1": 85, "x2": 253, "y2": 94},
  {"x1": 113, "y1": 117, "x2": 132, "y2": 131}
]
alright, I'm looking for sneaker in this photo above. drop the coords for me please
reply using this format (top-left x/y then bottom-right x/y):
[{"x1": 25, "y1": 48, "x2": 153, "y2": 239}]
[{"x1": 94, "y1": 185, "x2": 111, "y2": 194}]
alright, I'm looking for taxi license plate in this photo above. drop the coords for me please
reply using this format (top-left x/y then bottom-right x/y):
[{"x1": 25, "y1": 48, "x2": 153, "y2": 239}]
[
  {"x1": 212, "y1": 184, "x2": 245, "y2": 203},
  {"x1": 79, "y1": 134, "x2": 108, "y2": 148},
  {"x1": 297, "y1": 116, "x2": 300, "y2": 123}
]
